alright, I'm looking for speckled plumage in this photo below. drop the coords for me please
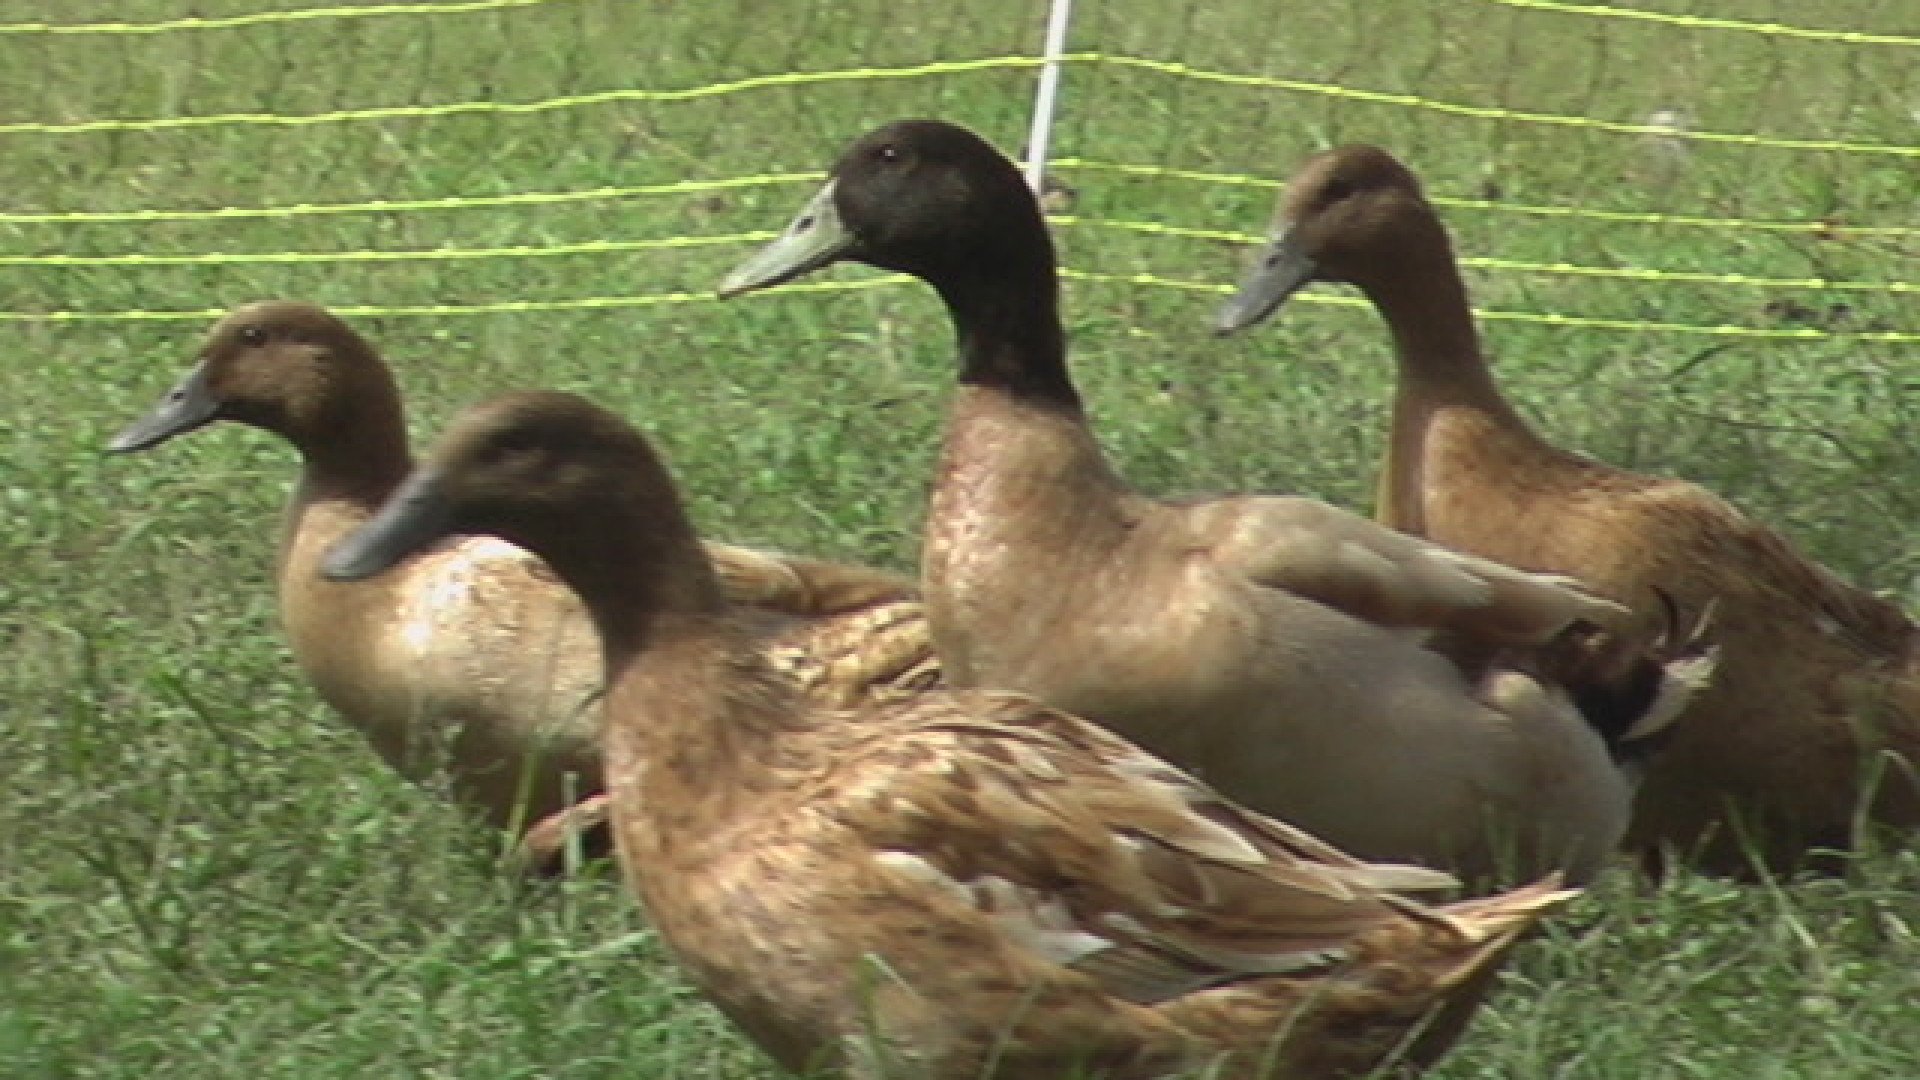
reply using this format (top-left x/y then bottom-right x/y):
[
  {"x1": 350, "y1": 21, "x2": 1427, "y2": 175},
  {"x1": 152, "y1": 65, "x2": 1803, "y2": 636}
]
[{"x1": 327, "y1": 389, "x2": 1575, "y2": 1080}]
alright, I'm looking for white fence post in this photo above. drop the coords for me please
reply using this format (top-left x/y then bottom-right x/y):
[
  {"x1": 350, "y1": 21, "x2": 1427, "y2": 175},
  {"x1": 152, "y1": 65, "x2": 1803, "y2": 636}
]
[{"x1": 1023, "y1": 0, "x2": 1075, "y2": 192}]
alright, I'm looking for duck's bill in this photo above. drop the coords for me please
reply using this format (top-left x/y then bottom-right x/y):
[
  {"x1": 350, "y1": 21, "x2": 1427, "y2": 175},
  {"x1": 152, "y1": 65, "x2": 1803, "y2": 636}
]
[
  {"x1": 106, "y1": 362, "x2": 220, "y2": 453},
  {"x1": 1213, "y1": 228, "x2": 1317, "y2": 336},
  {"x1": 321, "y1": 466, "x2": 455, "y2": 582},
  {"x1": 717, "y1": 180, "x2": 852, "y2": 297}
]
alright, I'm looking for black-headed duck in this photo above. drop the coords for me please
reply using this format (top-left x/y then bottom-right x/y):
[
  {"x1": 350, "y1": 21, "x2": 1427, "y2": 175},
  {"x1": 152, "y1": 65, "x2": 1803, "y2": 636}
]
[
  {"x1": 1215, "y1": 143, "x2": 1918, "y2": 874},
  {"x1": 322, "y1": 388, "x2": 1576, "y2": 1079},
  {"x1": 719, "y1": 120, "x2": 1714, "y2": 885},
  {"x1": 108, "y1": 302, "x2": 935, "y2": 867}
]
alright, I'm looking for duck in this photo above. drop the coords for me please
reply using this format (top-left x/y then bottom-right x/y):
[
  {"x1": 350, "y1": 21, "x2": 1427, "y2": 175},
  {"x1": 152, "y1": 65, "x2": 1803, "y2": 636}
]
[
  {"x1": 107, "y1": 301, "x2": 936, "y2": 869},
  {"x1": 321, "y1": 387, "x2": 1577, "y2": 1080},
  {"x1": 718, "y1": 119, "x2": 1714, "y2": 886},
  {"x1": 1214, "y1": 143, "x2": 1919, "y2": 874}
]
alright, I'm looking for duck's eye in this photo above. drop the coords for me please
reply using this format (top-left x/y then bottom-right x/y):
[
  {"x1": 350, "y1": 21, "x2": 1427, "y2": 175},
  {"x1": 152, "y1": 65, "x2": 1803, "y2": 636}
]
[
  {"x1": 1321, "y1": 181, "x2": 1356, "y2": 204},
  {"x1": 237, "y1": 325, "x2": 267, "y2": 347},
  {"x1": 874, "y1": 142, "x2": 900, "y2": 163}
]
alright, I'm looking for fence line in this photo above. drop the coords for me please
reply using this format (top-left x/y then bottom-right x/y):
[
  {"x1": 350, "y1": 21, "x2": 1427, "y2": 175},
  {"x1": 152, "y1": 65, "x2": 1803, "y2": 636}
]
[
  {"x1": 11, "y1": 269, "x2": 1914, "y2": 344},
  {"x1": 1058, "y1": 271, "x2": 1920, "y2": 343},
  {"x1": 0, "y1": 276, "x2": 909, "y2": 323},
  {"x1": 1473, "y1": 0, "x2": 1920, "y2": 47},
  {"x1": 14, "y1": 218, "x2": 1910, "y2": 302},
  {"x1": 0, "y1": 234, "x2": 777, "y2": 268},
  {"x1": 1051, "y1": 161, "x2": 1920, "y2": 238},
  {"x1": 1, "y1": 3, "x2": 1912, "y2": 340},
  {"x1": 1056, "y1": 219, "x2": 1919, "y2": 294},
  {"x1": 6, "y1": 0, "x2": 1911, "y2": 51},
  {"x1": 1081, "y1": 54, "x2": 1920, "y2": 159},
  {"x1": 14, "y1": 161, "x2": 1910, "y2": 243},
  {"x1": 0, "y1": 0, "x2": 558, "y2": 36},
  {"x1": 0, "y1": 175, "x2": 822, "y2": 226},
  {"x1": 6, "y1": 51, "x2": 1913, "y2": 164},
  {"x1": 0, "y1": 56, "x2": 1045, "y2": 137}
]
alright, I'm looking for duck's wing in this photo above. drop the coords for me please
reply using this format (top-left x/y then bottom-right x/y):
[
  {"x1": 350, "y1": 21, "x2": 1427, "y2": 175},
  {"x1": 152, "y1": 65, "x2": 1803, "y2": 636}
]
[
  {"x1": 1194, "y1": 495, "x2": 1623, "y2": 646},
  {"x1": 832, "y1": 691, "x2": 1465, "y2": 1005},
  {"x1": 1635, "y1": 484, "x2": 1914, "y2": 658},
  {"x1": 704, "y1": 540, "x2": 919, "y2": 619},
  {"x1": 762, "y1": 599, "x2": 942, "y2": 707}
]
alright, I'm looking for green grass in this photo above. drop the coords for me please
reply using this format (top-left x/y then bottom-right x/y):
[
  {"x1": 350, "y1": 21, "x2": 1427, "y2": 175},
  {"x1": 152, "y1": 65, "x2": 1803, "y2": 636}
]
[{"x1": 2, "y1": 0, "x2": 1917, "y2": 1075}]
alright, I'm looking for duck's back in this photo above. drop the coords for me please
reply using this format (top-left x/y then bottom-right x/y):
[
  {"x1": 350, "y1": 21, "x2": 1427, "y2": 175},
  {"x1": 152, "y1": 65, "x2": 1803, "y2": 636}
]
[
  {"x1": 1408, "y1": 407, "x2": 1920, "y2": 863},
  {"x1": 601, "y1": 684, "x2": 1192, "y2": 1079},
  {"x1": 932, "y1": 485, "x2": 1629, "y2": 882}
]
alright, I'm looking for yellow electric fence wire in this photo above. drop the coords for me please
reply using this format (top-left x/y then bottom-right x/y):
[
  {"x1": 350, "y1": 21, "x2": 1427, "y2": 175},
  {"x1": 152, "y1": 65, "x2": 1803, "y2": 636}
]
[
  {"x1": 5, "y1": 52, "x2": 1914, "y2": 164},
  {"x1": 10, "y1": 218, "x2": 1912, "y2": 301},
  {"x1": 1050, "y1": 160, "x2": 1920, "y2": 238},
  {"x1": 1077, "y1": 54, "x2": 1920, "y2": 159},
  {"x1": 1051, "y1": 217, "x2": 1919, "y2": 294},
  {"x1": 0, "y1": 56, "x2": 1043, "y2": 136},
  {"x1": 1058, "y1": 270, "x2": 1920, "y2": 343},
  {"x1": 0, "y1": 275, "x2": 911, "y2": 323},
  {"x1": 0, "y1": 174, "x2": 822, "y2": 225},
  {"x1": 6, "y1": 271, "x2": 1913, "y2": 342},
  {"x1": 0, "y1": 17, "x2": 1907, "y2": 340},
  {"x1": 0, "y1": 0, "x2": 559, "y2": 36},
  {"x1": 3, "y1": 0, "x2": 1903, "y2": 46},
  {"x1": 11, "y1": 160, "x2": 1909, "y2": 241},
  {"x1": 0, "y1": 233, "x2": 778, "y2": 267},
  {"x1": 1465, "y1": 259, "x2": 1915, "y2": 295},
  {"x1": 1475, "y1": 0, "x2": 1920, "y2": 47}
]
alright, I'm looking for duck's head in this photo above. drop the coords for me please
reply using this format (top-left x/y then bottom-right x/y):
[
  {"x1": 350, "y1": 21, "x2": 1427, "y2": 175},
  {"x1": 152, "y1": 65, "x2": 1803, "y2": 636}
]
[
  {"x1": 1215, "y1": 145, "x2": 1431, "y2": 334},
  {"x1": 718, "y1": 119, "x2": 1048, "y2": 296},
  {"x1": 322, "y1": 390, "x2": 678, "y2": 583},
  {"x1": 108, "y1": 300, "x2": 392, "y2": 453}
]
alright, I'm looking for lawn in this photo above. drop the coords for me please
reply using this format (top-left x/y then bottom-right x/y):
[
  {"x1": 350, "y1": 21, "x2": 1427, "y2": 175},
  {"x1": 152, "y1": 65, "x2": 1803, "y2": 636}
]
[{"x1": 1, "y1": 0, "x2": 1917, "y2": 1076}]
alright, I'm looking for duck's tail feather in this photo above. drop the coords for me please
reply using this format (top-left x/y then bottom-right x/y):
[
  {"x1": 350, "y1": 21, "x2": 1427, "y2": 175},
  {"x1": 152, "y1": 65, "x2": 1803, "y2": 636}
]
[{"x1": 1533, "y1": 588, "x2": 1719, "y2": 768}]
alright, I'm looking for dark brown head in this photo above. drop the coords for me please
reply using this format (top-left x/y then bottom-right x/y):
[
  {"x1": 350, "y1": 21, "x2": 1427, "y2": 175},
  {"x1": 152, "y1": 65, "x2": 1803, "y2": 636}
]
[
  {"x1": 321, "y1": 391, "x2": 701, "y2": 605},
  {"x1": 107, "y1": 301, "x2": 399, "y2": 454},
  {"x1": 1215, "y1": 145, "x2": 1439, "y2": 333},
  {"x1": 718, "y1": 119, "x2": 1051, "y2": 296}
]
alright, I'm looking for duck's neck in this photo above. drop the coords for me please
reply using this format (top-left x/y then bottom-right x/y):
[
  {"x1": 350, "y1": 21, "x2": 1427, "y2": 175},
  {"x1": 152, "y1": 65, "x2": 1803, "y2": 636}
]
[
  {"x1": 1361, "y1": 215, "x2": 1540, "y2": 533},
  {"x1": 921, "y1": 242, "x2": 1135, "y2": 682},
  {"x1": 537, "y1": 497, "x2": 727, "y2": 669},
  {"x1": 280, "y1": 392, "x2": 414, "y2": 576},
  {"x1": 940, "y1": 250, "x2": 1078, "y2": 409},
  {"x1": 287, "y1": 392, "x2": 414, "y2": 511},
  {"x1": 544, "y1": 496, "x2": 807, "y2": 829},
  {"x1": 930, "y1": 240, "x2": 1131, "y2": 516}
]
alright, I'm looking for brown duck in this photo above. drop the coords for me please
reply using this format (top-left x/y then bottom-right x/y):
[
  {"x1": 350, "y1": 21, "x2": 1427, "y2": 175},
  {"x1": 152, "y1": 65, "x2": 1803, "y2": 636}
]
[
  {"x1": 721, "y1": 120, "x2": 1714, "y2": 886},
  {"x1": 1216, "y1": 143, "x2": 1918, "y2": 873},
  {"x1": 108, "y1": 302, "x2": 936, "y2": 868},
  {"x1": 322, "y1": 388, "x2": 1575, "y2": 1079}
]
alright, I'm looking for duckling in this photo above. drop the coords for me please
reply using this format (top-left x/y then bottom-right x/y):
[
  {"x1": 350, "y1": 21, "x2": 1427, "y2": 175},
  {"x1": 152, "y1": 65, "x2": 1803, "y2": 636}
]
[
  {"x1": 720, "y1": 120, "x2": 1713, "y2": 886},
  {"x1": 108, "y1": 301, "x2": 934, "y2": 867},
  {"x1": 1215, "y1": 143, "x2": 1917, "y2": 874},
  {"x1": 322, "y1": 388, "x2": 1576, "y2": 1080}
]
